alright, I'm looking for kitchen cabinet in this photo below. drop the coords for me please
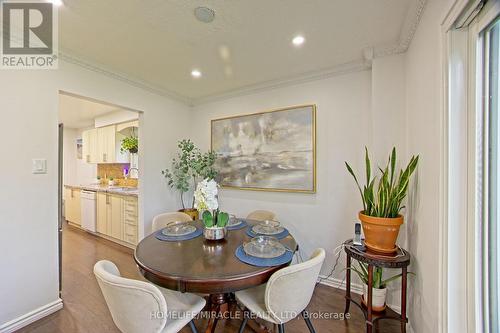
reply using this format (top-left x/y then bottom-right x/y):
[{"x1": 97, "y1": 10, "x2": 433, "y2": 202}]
[
  {"x1": 122, "y1": 196, "x2": 138, "y2": 245},
  {"x1": 96, "y1": 192, "x2": 107, "y2": 234},
  {"x1": 82, "y1": 125, "x2": 128, "y2": 164},
  {"x1": 97, "y1": 192, "x2": 122, "y2": 238},
  {"x1": 82, "y1": 129, "x2": 98, "y2": 163},
  {"x1": 96, "y1": 192, "x2": 138, "y2": 246},
  {"x1": 109, "y1": 195, "x2": 123, "y2": 240},
  {"x1": 64, "y1": 187, "x2": 81, "y2": 226}
]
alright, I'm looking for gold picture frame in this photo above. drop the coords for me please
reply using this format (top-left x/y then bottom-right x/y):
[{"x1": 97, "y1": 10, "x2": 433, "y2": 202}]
[{"x1": 211, "y1": 104, "x2": 316, "y2": 193}]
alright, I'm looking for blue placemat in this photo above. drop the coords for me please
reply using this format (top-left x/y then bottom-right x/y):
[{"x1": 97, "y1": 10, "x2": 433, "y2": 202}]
[
  {"x1": 155, "y1": 227, "x2": 202, "y2": 242},
  {"x1": 227, "y1": 219, "x2": 248, "y2": 230},
  {"x1": 245, "y1": 225, "x2": 290, "y2": 240},
  {"x1": 235, "y1": 245, "x2": 294, "y2": 267}
]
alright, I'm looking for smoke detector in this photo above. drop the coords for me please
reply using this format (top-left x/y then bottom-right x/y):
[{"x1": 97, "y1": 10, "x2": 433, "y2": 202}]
[{"x1": 194, "y1": 7, "x2": 215, "y2": 23}]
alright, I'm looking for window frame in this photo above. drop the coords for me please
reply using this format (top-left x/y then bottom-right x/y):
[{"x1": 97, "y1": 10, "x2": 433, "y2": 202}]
[{"x1": 442, "y1": 1, "x2": 500, "y2": 332}]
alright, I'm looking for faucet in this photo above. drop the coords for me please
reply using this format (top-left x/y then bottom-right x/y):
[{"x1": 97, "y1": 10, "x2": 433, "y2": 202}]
[{"x1": 126, "y1": 167, "x2": 139, "y2": 179}]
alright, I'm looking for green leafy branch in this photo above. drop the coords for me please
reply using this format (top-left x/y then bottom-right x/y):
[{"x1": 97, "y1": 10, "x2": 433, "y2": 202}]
[{"x1": 162, "y1": 139, "x2": 219, "y2": 209}]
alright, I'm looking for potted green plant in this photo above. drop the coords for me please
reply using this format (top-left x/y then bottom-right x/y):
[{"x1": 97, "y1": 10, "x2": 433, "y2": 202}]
[
  {"x1": 349, "y1": 261, "x2": 409, "y2": 311},
  {"x1": 162, "y1": 139, "x2": 218, "y2": 220},
  {"x1": 345, "y1": 147, "x2": 418, "y2": 253},
  {"x1": 194, "y1": 179, "x2": 229, "y2": 240},
  {"x1": 120, "y1": 136, "x2": 138, "y2": 154}
]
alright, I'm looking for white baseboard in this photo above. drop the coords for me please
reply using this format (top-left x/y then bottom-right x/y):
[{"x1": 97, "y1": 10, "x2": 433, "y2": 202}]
[
  {"x1": 0, "y1": 298, "x2": 63, "y2": 333},
  {"x1": 317, "y1": 274, "x2": 364, "y2": 294},
  {"x1": 317, "y1": 275, "x2": 401, "y2": 314}
]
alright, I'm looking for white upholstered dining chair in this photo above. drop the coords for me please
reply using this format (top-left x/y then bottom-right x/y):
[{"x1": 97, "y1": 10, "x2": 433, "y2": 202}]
[
  {"x1": 152, "y1": 212, "x2": 193, "y2": 233},
  {"x1": 246, "y1": 210, "x2": 277, "y2": 222},
  {"x1": 94, "y1": 260, "x2": 205, "y2": 333},
  {"x1": 235, "y1": 248, "x2": 326, "y2": 333}
]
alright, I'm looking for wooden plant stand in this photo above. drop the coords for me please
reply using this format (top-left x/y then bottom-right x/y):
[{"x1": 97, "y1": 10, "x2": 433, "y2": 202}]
[{"x1": 343, "y1": 239, "x2": 411, "y2": 333}]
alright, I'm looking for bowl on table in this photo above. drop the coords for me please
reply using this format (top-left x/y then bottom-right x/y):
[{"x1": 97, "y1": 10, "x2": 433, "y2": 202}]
[
  {"x1": 243, "y1": 235, "x2": 287, "y2": 259},
  {"x1": 161, "y1": 221, "x2": 196, "y2": 237},
  {"x1": 228, "y1": 214, "x2": 243, "y2": 227},
  {"x1": 251, "y1": 220, "x2": 284, "y2": 235}
]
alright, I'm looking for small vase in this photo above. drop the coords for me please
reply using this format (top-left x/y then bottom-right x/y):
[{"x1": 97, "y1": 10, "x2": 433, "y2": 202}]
[
  {"x1": 203, "y1": 226, "x2": 227, "y2": 241},
  {"x1": 362, "y1": 285, "x2": 387, "y2": 312}
]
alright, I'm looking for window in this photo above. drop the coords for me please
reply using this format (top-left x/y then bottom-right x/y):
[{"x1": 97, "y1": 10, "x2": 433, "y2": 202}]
[
  {"x1": 445, "y1": 2, "x2": 500, "y2": 331},
  {"x1": 485, "y1": 17, "x2": 500, "y2": 333}
]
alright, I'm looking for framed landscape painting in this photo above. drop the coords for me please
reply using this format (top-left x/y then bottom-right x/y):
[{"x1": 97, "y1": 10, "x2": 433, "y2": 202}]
[{"x1": 211, "y1": 104, "x2": 316, "y2": 193}]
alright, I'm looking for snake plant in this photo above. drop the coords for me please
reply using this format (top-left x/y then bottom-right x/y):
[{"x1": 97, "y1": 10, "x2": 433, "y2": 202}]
[{"x1": 345, "y1": 147, "x2": 419, "y2": 218}]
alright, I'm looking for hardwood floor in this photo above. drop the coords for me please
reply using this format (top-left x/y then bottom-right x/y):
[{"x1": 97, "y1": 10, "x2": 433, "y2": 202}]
[{"x1": 18, "y1": 223, "x2": 400, "y2": 333}]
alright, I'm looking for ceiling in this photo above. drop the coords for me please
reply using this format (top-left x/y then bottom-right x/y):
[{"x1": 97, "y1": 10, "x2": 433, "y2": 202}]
[
  {"x1": 58, "y1": 0, "x2": 421, "y2": 103},
  {"x1": 58, "y1": 93, "x2": 120, "y2": 129}
]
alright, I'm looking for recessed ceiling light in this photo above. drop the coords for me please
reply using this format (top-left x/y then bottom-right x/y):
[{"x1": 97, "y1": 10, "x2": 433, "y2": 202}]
[
  {"x1": 191, "y1": 69, "x2": 202, "y2": 78},
  {"x1": 50, "y1": 0, "x2": 64, "y2": 6},
  {"x1": 194, "y1": 7, "x2": 215, "y2": 23},
  {"x1": 292, "y1": 35, "x2": 305, "y2": 47}
]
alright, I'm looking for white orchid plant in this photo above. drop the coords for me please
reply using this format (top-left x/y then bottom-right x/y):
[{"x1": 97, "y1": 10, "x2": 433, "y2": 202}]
[{"x1": 194, "y1": 179, "x2": 229, "y2": 228}]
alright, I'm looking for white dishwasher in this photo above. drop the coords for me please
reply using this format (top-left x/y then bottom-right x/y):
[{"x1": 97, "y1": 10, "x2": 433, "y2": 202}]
[{"x1": 81, "y1": 190, "x2": 97, "y2": 232}]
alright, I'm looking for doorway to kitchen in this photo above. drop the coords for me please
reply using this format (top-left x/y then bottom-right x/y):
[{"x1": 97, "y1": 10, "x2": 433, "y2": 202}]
[{"x1": 57, "y1": 91, "x2": 143, "y2": 295}]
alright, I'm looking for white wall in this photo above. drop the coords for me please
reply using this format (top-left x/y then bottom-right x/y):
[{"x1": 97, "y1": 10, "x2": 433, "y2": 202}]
[
  {"x1": 94, "y1": 109, "x2": 138, "y2": 128},
  {"x1": 192, "y1": 70, "x2": 377, "y2": 280},
  {"x1": 371, "y1": 54, "x2": 407, "y2": 161},
  {"x1": 404, "y1": 0, "x2": 451, "y2": 332},
  {"x1": 0, "y1": 60, "x2": 191, "y2": 328}
]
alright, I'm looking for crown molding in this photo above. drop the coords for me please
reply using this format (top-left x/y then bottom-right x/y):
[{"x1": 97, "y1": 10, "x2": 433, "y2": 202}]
[
  {"x1": 375, "y1": 0, "x2": 427, "y2": 58},
  {"x1": 58, "y1": 51, "x2": 192, "y2": 105},
  {"x1": 192, "y1": 60, "x2": 371, "y2": 106},
  {"x1": 58, "y1": 0, "x2": 427, "y2": 107}
]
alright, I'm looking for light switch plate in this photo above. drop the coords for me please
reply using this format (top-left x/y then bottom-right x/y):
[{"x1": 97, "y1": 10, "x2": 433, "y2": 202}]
[{"x1": 32, "y1": 159, "x2": 47, "y2": 174}]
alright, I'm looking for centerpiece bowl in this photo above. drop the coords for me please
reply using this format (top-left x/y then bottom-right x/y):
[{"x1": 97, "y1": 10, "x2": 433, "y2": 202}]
[{"x1": 203, "y1": 226, "x2": 228, "y2": 241}]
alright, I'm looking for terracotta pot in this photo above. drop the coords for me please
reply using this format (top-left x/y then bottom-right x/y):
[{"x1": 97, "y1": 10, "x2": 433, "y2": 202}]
[
  {"x1": 358, "y1": 211, "x2": 403, "y2": 254},
  {"x1": 179, "y1": 208, "x2": 199, "y2": 221}
]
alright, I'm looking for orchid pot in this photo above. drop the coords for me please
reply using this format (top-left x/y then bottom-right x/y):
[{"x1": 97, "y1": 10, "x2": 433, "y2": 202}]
[
  {"x1": 194, "y1": 179, "x2": 229, "y2": 241},
  {"x1": 203, "y1": 224, "x2": 228, "y2": 241}
]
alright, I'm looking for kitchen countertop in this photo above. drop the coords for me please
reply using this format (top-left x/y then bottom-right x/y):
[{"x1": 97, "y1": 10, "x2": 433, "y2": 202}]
[{"x1": 64, "y1": 184, "x2": 138, "y2": 197}]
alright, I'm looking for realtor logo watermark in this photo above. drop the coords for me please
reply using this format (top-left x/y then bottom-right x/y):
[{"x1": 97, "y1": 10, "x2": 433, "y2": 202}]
[{"x1": 1, "y1": 0, "x2": 58, "y2": 69}]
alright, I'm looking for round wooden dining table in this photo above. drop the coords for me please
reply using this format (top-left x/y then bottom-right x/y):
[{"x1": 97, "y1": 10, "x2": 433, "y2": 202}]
[{"x1": 134, "y1": 219, "x2": 297, "y2": 333}]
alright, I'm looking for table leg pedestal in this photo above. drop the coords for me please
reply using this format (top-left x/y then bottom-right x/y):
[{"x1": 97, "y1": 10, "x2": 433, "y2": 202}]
[{"x1": 205, "y1": 293, "x2": 228, "y2": 333}]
